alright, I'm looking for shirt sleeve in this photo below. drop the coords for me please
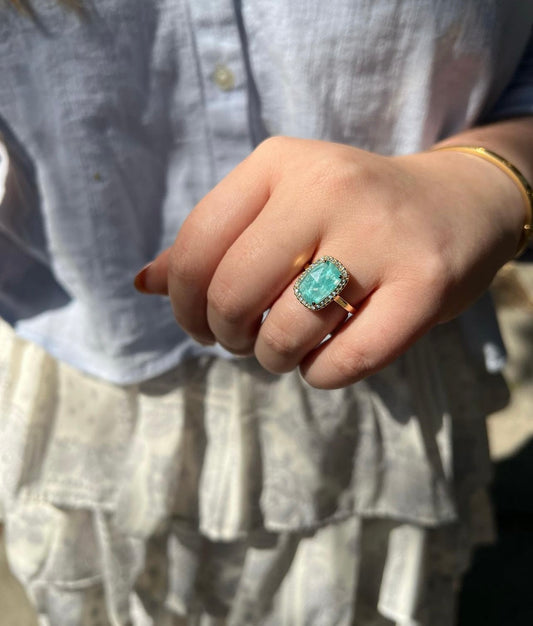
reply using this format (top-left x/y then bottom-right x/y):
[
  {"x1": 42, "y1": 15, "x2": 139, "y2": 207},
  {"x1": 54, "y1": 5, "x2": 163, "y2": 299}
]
[{"x1": 484, "y1": 28, "x2": 533, "y2": 122}]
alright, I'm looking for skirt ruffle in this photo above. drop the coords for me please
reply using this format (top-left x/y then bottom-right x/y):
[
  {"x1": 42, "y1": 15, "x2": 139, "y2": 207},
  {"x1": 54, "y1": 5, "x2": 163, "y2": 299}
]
[{"x1": 0, "y1": 317, "x2": 503, "y2": 625}]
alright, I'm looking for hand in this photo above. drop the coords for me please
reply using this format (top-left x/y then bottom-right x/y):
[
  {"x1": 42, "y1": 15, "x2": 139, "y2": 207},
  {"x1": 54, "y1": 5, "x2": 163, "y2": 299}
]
[{"x1": 135, "y1": 136, "x2": 523, "y2": 388}]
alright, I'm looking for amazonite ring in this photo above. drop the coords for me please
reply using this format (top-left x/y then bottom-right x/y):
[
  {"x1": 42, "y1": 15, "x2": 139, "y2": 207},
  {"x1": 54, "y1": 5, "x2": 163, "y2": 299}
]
[{"x1": 293, "y1": 256, "x2": 356, "y2": 314}]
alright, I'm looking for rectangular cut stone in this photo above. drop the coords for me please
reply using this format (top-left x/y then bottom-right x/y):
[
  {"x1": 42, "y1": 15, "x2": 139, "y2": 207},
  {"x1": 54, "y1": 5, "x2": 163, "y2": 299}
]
[{"x1": 299, "y1": 260, "x2": 342, "y2": 306}]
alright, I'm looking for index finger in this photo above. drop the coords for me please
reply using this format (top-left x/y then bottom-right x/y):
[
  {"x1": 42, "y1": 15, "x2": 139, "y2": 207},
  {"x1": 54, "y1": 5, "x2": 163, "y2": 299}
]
[{"x1": 136, "y1": 145, "x2": 275, "y2": 343}]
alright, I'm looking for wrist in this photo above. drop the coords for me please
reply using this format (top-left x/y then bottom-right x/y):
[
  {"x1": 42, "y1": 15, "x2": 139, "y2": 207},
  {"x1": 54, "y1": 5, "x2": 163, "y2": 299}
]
[
  {"x1": 431, "y1": 146, "x2": 532, "y2": 257},
  {"x1": 432, "y1": 118, "x2": 533, "y2": 257},
  {"x1": 396, "y1": 149, "x2": 526, "y2": 264}
]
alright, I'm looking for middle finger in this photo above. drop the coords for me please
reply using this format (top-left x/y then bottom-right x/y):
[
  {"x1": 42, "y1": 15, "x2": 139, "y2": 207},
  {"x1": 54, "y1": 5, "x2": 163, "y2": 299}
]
[{"x1": 206, "y1": 188, "x2": 321, "y2": 353}]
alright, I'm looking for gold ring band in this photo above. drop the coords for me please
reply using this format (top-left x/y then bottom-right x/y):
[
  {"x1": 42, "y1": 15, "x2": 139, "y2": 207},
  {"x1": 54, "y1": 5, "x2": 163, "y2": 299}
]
[{"x1": 333, "y1": 294, "x2": 357, "y2": 314}]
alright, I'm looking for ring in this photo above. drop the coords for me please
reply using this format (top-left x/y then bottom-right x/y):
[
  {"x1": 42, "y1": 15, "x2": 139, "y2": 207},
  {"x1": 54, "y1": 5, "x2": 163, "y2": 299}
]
[{"x1": 293, "y1": 256, "x2": 356, "y2": 314}]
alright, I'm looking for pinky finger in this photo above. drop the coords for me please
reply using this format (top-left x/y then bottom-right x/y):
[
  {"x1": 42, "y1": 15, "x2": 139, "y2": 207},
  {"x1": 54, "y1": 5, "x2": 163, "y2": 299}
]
[{"x1": 299, "y1": 283, "x2": 437, "y2": 389}]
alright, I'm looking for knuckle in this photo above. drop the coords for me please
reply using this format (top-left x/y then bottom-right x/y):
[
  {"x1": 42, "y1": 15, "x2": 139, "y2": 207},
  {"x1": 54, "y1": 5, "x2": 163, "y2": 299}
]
[
  {"x1": 418, "y1": 249, "x2": 450, "y2": 294},
  {"x1": 167, "y1": 210, "x2": 219, "y2": 285},
  {"x1": 305, "y1": 155, "x2": 384, "y2": 214},
  {"x1": 306, "y1": 157, "x2": 353, "y2": 193},
  {"x1": 167, "y1": 253, "x2": 198, "y2": 287},
  {"x1": 326, "y1": 341, "x2": 376, "y2": 382},
  {"x1": 260, "y1": 322, "x2": 301, "y2": 361},
  {"x1": 250, "y1": 136, "x2": 294, "y2": 185},
  {"x1": 256, "y1": 135, "x2": 292, "y2": 156},
  {"x1": 167, "y1": 233, "x2": 204, "y2": 287},
  {"x1": 207, "y1": 281, "x2": 247, "y2": 326},
  {"x1": 170, "y1": 303, "x2": 211, "y2": 344}
]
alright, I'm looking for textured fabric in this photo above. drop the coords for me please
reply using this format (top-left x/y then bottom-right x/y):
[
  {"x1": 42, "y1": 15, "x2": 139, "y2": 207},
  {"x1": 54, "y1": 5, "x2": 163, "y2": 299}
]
[
  {"x1": 0, "y1": 317, "x2": 499, "y2": 625},
  {"x1": 0, "y1": 3, "x2": 524, "y2": 624},
  {"x1": 1, "y1": 0, "x2": 532, "y2": 383}
]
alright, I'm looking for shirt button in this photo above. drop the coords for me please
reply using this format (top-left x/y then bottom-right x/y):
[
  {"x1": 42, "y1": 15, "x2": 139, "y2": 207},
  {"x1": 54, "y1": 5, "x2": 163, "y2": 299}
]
[{"x1": 212, "y1": 64, "x2": 235, "y2": 91}]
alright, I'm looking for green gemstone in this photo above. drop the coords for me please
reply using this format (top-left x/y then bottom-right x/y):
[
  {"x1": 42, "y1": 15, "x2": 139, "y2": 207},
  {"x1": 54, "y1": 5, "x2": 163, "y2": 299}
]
[{"x1": 298, "y1": 260, "x2": 342, "y2": 306}]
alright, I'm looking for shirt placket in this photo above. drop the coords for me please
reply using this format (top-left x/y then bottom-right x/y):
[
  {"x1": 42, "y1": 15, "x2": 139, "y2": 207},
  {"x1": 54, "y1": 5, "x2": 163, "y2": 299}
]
[{"x1": 187, "y1": 0, "x2": 252, "y2": 182}]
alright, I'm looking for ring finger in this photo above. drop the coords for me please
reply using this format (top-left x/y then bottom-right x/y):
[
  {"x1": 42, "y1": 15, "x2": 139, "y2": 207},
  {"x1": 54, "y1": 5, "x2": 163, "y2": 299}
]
[{"x1": 254, "y1": 255, "x2": 377, "y2": 373}]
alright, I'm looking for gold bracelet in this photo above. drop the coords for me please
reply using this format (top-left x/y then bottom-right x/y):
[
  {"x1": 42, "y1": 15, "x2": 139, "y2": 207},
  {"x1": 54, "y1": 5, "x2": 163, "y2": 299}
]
[{"x1": 431, "y1": 145, "x2": 533, "y2": 257}]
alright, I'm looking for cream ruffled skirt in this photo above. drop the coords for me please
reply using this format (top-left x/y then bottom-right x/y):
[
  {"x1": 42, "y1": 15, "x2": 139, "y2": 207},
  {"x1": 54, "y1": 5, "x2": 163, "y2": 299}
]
[{"x1": 0, "y1": 316, "x2": 505, "y2": 625}]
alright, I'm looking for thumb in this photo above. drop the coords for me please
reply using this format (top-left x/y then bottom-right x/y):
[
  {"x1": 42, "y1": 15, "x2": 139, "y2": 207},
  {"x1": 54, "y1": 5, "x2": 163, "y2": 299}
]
[{"x1": 133, "y1": 248, "x2": 171, "y2": 295}]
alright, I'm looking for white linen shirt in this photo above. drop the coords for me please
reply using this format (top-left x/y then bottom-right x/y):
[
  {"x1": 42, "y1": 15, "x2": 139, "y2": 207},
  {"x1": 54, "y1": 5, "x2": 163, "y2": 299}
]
[{"x1": 1, "y1": 0, "x2": 533, "y2": 384}]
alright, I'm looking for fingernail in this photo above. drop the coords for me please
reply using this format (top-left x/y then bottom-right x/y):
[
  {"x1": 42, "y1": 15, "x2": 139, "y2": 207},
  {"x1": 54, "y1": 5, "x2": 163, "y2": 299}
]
[
  {"x1": 133, "y1": 263, "x2": 154, "y2": 293},
  {"x1": 134, "y1": 262, "x2": 168, "y2": 295}
]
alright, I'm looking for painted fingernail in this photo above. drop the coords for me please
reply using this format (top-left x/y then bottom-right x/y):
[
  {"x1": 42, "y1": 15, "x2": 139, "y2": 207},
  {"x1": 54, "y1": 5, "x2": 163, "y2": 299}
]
[
  {"x1": 134, "y1": 262, "x2": 169, "y2": 295},
  {"x1": 133, "y1": 263, "x2": 154, "y2": 293}
]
